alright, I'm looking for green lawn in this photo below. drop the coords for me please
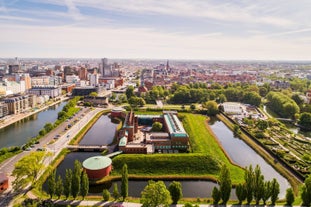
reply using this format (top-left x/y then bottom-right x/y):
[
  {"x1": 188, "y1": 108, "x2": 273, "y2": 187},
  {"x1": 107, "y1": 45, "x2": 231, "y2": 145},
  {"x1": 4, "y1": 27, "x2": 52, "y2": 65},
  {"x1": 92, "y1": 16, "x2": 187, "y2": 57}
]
[
  {"x1": 181, "y1": 113, "x2": 244, "y2": 182},
  {"x1": 111, "y1": 112, "x2": 245, "y2": 183}
]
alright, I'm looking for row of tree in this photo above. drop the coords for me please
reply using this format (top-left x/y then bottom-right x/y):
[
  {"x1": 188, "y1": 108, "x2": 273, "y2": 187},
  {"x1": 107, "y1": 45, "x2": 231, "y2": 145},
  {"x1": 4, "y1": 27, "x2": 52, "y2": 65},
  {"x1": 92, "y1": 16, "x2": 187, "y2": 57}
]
[
  {"x1": 266, "y1": 91, "x2": 300, "y2": 118},
  {"x1": 47, "y1": 160, "x2": 89, "y2": 199},
  {"x1": 211, "y1": 164, "x2": 283, "y2": 206}
]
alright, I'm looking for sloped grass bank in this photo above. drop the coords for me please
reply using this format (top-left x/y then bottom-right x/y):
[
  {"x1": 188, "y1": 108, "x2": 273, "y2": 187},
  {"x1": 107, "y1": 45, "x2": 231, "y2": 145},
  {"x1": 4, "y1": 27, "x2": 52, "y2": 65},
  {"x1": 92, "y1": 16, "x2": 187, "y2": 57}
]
[{"x1": 112, "y1": 153, "x2": 220, "y2": 176}]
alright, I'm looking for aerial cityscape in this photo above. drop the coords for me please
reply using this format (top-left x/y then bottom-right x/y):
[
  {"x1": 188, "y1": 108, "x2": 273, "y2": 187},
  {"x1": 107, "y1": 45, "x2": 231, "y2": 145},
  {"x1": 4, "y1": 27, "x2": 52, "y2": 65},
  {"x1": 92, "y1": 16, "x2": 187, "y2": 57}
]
[{"x1": 0, "y1": 1, "x2": 311, "y2": 207}]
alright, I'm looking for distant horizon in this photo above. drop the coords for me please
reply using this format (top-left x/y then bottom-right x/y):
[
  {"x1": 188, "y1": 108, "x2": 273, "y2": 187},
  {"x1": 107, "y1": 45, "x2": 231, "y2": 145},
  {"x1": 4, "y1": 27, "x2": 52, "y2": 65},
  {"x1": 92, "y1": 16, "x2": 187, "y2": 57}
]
[
  {"x1": 1, "y1": 57, "x2": 311, "y2": 63},
  {"x1": 1, "y1": 1, "x2": 311, "y2": 60}
]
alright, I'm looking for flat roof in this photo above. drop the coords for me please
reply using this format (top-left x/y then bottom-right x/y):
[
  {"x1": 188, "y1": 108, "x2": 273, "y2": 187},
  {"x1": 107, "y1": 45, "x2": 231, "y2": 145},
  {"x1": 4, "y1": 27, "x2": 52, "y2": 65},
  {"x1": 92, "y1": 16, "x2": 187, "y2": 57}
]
[
  {"x1": 119, "y1": 136, "x2": 127, "y2": 147},
  {"x1": 82, "y1": 156, "x2": 112, "y2": 170},
  {"x1": 136, "y1": 114, "x2": 162, "y2": 118},
  {"x1": 163, "y1": 113, "x2": 188, "y2": 138}
]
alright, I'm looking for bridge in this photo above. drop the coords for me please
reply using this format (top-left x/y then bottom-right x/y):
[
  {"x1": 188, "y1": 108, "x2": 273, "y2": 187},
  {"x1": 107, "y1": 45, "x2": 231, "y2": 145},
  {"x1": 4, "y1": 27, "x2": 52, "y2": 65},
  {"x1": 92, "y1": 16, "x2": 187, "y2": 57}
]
[
  {"x1": 106, "y1": 151, "x2": 123, "y2": 158},
  {"x1": 67, "y1": 145, "x2": 108, "y2": 152}
]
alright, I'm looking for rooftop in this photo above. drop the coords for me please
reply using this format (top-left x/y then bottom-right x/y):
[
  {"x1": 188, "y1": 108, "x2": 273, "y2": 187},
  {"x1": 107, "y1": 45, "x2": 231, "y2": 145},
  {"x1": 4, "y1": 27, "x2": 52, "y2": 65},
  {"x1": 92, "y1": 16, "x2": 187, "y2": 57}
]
[{"x1": 82, "y1": 156, "x2": 112, "y2": 170}]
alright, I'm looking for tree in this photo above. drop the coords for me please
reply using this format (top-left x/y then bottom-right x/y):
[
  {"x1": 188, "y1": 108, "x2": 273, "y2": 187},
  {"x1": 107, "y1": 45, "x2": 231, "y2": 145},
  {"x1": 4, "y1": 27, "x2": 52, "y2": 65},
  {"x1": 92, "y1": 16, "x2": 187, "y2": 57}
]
[
  {"x1": 113, "y1": 183, "x2": 120, "y2": 200},
  {"x1": 298, "y1": 112, "x2": 311, "y2": 130},
  {"x1": 203, "y1": 100, "x2": 219, "y2": 116},
  {"x1": 71, "y1": 160, "x2": 82, "y2": 199},
  {"x1": 270, "y1": 178, "x2": 280, "y2": 205},
  {"x1": 39, "y1": 129, "x2": 46, "y2": 136},
  {"x1": 12, "y1": 152, "x2": 45, "y2": 191},
  {"x1": 292, "y1": 94, "x2": 304, "y2": 105},
  {"x1": 64, "y1": 169, "x2": 72, "y2": 199},
  {"x1": 301, "y1": 174, "x2": 311, "y2": 207},
  {"x1": 168, "y1": 181, "x2": 183, "y2": 204},
  {"x1": 219, "y1": 165, "x2": 232, "y2": 205},
  {"x1": 259, "y1": 87, "x2": 268, "y2": 97},
  {"x1": 141, "y1": 180, "x2": 171, "y2": 207},
  {"x1": 121, "y1": 164, "x2": 128, "y2": 201},
  {"x1": 235, "y1": 183, "x2": 246, "y2": 204},
  {"x1": 256, "y1": 120, "x2": 269, "y2": 131},
  {"x1": 89, "y1": 92, "x2": 98, "y2": 98},
  {"x1": 47, "y1": 170, "x2": 56, "y2": 198},
  {"x1": 190, "y1": 104, "x2": 196, "y2": 110},
  {"x1": 244, "y1": 165, "x2": 254, "y2": 204},
  {"x1": 152, "y1": 122, "x2": 163, "y2": 132},
  {"x1": 126, "y1": 86, "x2": 135, "y2": 99},
  {"x1": 103, "y1": 189, "x2": 110, "y2": 201},
  {"x1": 80, "y1": 170, "x2": 89, "y2": 199},
  {"x1": 243, "y1": 92, "x2": 261, "y2": 106},
  {"x1": 212, "y1": 186, "x2": 221, "y2": 205},
  {"x1": 262, "y1": 180, "x2": 271, "y2": 205},
  {"x1": 253, "y1": 165, "x2": 264, "y2": 205},
  {"x1": 55, "y1": 175, "x2": 64, "y2": 199},
  {"x1": 285, "y1": 188, "x2": 294, "y2": 206},
  {"x1": 44, "y1": 122, "x2": 54, "y2": 133},
  {"x1": 183, "y1": 203, "x2": 199, "y2": 207},
  {"x1": 128, "y1": 96, "x2": 146, "y2": 107},
  {"x1": 57, "y1": 111, "x2": 67, "y2": 120},
  {"x1": 233, "y1": 124, "x2": 241, "y2": 135},
  {"x1": 217, "y1": 94, "x2": 227, "y2": 103}
]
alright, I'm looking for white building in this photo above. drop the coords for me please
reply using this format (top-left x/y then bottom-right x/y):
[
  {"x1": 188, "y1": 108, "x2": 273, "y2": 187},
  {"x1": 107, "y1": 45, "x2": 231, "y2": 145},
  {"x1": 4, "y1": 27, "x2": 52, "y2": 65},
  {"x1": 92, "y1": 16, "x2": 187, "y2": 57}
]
[
  {"x1": 65, "y1": 75, "x2": 80, "y2": 84},
  {"x1": 88, "y1": 73, "x2": 99, "y2": 87},
  {"x1": 222, "y1": 102, "x2": 246, "y2": 115}
]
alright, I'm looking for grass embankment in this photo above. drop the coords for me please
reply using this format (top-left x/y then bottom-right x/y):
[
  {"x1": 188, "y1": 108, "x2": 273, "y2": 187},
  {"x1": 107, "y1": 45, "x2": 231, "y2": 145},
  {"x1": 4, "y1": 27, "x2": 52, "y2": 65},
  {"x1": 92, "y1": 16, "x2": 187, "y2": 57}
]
[
  {"x1": 181, "y1": 113, "x2": 244, "y2": 183},
  {"x1": 69, "y1": 110, "x2": 109, "y2": 145},
  {"x1": 217, "y1": 113, "x2": 301, "y2": 194}
]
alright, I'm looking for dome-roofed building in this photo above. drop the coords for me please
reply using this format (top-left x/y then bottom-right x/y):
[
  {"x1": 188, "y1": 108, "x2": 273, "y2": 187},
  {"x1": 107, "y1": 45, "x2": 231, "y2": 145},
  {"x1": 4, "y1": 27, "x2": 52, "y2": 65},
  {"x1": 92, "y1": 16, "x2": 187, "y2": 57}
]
[{"x1": 82, "y1": 156, "x2": 112, "y2": 180}]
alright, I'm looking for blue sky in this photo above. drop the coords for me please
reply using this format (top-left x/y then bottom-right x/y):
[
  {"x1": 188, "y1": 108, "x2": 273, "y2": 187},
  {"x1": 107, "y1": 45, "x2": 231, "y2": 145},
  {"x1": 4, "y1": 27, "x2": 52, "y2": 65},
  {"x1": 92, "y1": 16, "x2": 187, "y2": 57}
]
[{"x1": 1, "y1": 0, "x2": 311, "y2": 60}]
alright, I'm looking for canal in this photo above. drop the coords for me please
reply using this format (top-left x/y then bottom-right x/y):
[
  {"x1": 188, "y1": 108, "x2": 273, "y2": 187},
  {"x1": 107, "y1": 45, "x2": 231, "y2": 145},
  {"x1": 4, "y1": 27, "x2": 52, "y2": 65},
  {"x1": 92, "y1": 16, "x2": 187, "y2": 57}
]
[
  {"x1": 79, "y1": 115, "x2": 119, "y2": 146},
  {"x1": 45, "y1": 114, "x2": 290, "y2": 198},
  {"x1": 208, "y1": 117, "x2": 290, "y2": 198},
  {"x1": 0, "y1": 101, "x2": 67, "y2": 149},
  {"x1": 45, "y1": 152, "x2": 236, "y2": 198}
]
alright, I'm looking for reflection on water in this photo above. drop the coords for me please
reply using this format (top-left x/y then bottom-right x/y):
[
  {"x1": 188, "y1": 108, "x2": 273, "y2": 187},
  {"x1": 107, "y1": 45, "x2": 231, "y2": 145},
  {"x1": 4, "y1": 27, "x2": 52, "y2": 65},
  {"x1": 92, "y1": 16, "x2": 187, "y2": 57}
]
[
  {"x1": 208, "y1": 117, "x2": 290, "y2": 198},
  {"x1": 47, "y1": 152, "x2": 237, "y2": 198},
  {"x1": 0, "y1": 101, "x2": 67, "y2": 148},
  {"x1": 79, "y1": 115, "x2": 119, "y2": 146}
]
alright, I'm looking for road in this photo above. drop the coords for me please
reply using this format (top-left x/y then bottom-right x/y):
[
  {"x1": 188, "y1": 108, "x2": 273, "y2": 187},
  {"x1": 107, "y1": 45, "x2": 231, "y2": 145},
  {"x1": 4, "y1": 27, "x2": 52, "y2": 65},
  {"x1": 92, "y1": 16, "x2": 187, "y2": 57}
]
[{"x1": 0, "y1": 107, "x2": 105, "y2": 206}]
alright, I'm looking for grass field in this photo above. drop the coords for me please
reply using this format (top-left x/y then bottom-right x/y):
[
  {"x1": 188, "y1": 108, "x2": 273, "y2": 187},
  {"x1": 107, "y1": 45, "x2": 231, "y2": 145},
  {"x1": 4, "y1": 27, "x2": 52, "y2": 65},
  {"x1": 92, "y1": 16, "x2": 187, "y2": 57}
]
[{"x1": 111, "y1": 112, "x2": 245, "y2": 183}]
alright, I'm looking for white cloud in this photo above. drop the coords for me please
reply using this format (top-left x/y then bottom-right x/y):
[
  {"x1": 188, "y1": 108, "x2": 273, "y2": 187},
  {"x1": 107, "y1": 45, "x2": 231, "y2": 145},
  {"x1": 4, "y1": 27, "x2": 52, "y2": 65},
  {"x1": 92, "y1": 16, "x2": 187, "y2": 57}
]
[
  {"x1": 1, "y1": 23, "x2": 310, "y2": 60},
  {"x1": 28, "y1": 0, "x2": 298, "y2": 27},
  {"x1": 64, "y1": 0, "x2": 84, "y2": 21}
]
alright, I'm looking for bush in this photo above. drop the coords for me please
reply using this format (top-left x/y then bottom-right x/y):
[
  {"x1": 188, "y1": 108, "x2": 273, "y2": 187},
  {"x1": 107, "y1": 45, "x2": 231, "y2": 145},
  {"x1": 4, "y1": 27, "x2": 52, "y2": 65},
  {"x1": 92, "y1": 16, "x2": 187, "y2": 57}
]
[{"x1": 103, "y1": 189, "x2": 110, "y2": 201}]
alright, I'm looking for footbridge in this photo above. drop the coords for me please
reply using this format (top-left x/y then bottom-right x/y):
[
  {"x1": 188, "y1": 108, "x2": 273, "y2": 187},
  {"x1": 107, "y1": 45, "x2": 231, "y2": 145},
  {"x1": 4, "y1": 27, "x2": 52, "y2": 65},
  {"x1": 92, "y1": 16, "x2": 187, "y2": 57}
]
[{"x1": 67, "y1": 145, "x2": 108, "y2": 152}]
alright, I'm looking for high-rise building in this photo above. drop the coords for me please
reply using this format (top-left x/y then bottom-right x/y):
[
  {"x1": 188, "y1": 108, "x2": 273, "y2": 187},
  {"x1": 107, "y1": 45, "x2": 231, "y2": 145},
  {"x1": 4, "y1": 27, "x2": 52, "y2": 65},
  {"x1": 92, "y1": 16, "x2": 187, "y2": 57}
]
[
  {"x1": 79, "y1": 67, "x2": 88, "y2": 80},
  {"x1": 100, "y1": 58, "x2": 113, "y2": 77}
]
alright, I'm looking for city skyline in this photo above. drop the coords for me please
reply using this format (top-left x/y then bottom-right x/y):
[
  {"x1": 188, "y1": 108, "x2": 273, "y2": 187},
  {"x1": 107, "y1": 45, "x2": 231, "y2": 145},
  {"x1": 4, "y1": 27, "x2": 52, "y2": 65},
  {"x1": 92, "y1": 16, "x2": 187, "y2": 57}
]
[{"x1": 1, "y1": 0, "x2": 311, "y2": 60}]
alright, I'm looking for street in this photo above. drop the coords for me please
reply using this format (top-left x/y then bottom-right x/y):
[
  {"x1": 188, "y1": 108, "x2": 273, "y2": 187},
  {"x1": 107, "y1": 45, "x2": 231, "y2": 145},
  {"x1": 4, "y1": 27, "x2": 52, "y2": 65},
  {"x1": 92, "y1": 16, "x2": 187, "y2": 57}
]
[{"x1": 0, "y1": 107, "x2": 105, "y2": 206}]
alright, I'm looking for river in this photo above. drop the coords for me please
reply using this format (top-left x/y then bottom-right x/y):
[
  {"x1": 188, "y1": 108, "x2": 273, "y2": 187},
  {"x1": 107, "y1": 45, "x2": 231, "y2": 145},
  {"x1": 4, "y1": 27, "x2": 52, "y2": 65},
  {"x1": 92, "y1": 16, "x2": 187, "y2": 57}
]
[{"x1": 0, "y1": 101, "x2": 67, "y2": 149}]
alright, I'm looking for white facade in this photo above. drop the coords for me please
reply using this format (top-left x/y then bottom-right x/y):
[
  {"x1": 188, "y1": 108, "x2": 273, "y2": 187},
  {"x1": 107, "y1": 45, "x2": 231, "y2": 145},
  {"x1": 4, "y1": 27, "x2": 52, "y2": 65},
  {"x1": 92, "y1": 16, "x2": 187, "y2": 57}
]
[
  {"x1": 31, "y1": 76, "x2": 50, "y2": 86},
  {"x1": 222, "y1": 102, "x2": 246, "y2": 115},
  {"x1": 65, "y1": 75, "x2": 80, "y2": 84},
  {"x1": 88, "y1": 73, "x2": 99, "y2": 86}
]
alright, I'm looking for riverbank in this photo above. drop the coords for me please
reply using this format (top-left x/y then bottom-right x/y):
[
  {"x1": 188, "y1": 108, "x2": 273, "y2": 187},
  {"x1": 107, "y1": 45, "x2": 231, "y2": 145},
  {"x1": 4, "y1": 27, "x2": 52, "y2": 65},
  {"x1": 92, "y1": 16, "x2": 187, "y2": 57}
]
[
  {"x1": 216, "y1": 113, "x2": 302, "y2": 194},
  {"x1": 0, "y1": 97, "x2": 69, "y2": 130}
]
